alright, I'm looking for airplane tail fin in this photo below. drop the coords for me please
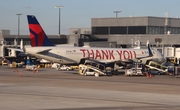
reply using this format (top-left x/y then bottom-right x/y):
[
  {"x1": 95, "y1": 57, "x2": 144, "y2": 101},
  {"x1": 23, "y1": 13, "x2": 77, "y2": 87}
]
[
  {"x1": 147, "y1": 44, "x2": 153, "y2": 57},
  {"x1": 27, "y1": 15, "x2": 55, "y2": 47}
]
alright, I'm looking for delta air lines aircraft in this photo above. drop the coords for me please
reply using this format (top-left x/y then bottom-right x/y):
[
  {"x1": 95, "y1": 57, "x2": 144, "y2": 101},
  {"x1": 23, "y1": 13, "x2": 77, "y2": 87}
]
[{"x1": 9, "y1": 15, "x2": 165, "y2": 67}]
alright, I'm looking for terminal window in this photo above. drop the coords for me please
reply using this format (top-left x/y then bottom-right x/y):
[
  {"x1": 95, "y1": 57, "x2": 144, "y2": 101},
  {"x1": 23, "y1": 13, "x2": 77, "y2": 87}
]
[
  {"x1": 92, "y1": 27, "x2": 108, "y2": 35},
  {"x1": 128, "y1": 26, "x2": 146, "y2": 34},
  {"x1": 110, "y1": 27, "x2": 127, "y2": 34}
]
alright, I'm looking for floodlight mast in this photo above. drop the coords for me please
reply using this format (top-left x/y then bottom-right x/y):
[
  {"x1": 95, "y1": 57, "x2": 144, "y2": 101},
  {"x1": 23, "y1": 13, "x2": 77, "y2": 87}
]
[
  {"x1": 55, "y1": 6, "x2": 63, "y2": 36},
  {"x1": 113, "y1": 11, "x2": 121, "y2": 17},
  {"x1": 16, "y1": 13, "x2": 23, "y2": 44}
]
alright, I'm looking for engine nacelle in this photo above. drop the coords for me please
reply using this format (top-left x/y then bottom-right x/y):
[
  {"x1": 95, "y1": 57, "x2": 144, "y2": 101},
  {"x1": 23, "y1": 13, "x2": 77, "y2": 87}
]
[{"x1": 137, "y1": 60, "x2": 142, "y2": 63}]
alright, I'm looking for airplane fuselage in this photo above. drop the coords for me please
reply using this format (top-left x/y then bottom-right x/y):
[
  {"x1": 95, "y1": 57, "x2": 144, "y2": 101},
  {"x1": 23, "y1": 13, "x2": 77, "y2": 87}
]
[{"x1": 25, "y1": 46, "x2": 165, "y2": 65}]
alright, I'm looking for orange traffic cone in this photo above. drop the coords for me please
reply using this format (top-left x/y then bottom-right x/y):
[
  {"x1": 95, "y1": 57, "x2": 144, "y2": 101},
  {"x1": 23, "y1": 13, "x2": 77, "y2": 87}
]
[
  {"x1": 19, "y1": 72, "x2": 22, "y2": 77},
  {"x1": 149, "y1": 74, "x2": 152, "y2": 78},
  {"x1": 146, "y1": 73, "x2": 149, "y2": 78},
  {"x1": 34, "y1": 68, "x2": 38, "y2": 73}
]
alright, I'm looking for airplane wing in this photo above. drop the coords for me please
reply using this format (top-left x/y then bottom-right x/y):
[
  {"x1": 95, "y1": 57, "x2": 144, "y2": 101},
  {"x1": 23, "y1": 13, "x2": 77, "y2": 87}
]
[
  {"x1": 7, "y1": 48, "x2": 52, "y2": 55},
  {"x1": 35, "y1": 49, "x2": 52, "y2": 54}
]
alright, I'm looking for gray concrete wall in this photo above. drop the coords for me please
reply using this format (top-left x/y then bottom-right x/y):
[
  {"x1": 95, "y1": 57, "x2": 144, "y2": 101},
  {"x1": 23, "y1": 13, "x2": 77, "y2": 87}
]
[
  {"x1": 92, "y1": 17, "x2": 148, "y2": 27},
  {"x1": 148, "y1": 17, "x2": 180, "y2": 27},
  {"x1": 68, "y1": 35, "x2": 79, "y2": 46},
  {"x1": 0, "y1": 30, "x2": 10, "y2": 35},
  {"x1": 92, "y1": 16, "x2": 180, "y2": 27},
  {"x1": 148, "y1": 17, "x2": 165, "y2": 26},
  {"x1": 106, "y1": 34, "x2": 180, "y2": 45},
  {"x1": 84, "y1": 41, "x2": 117, "y2": 48}
]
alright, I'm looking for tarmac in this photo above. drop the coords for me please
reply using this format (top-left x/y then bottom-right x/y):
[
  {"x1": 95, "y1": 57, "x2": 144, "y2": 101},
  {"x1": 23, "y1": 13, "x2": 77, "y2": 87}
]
[{"x1": 0, "y1": 65, "x2": 180, "y2": 110}]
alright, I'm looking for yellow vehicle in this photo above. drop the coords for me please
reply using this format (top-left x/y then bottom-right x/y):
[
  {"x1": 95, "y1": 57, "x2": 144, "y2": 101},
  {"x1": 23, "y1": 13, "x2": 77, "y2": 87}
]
[
  {"x1": 70, "y1": 66, "x2": 79, "y2": 70},
  {"x1": 166, "y1": 57, "x2": 178, "y2": 64},
  {"x1": 1, "y1": 60, "x2": 11, "y2": 66},
  {"x1": 2, "y1": 61, "x2": 8, "y2": 65}
]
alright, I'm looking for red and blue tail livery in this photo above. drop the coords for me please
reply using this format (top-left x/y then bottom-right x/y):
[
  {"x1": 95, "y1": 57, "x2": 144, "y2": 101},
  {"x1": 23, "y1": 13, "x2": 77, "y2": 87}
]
[{"x1": 27, "y1": 15, "x2": 54, "y2": 47}]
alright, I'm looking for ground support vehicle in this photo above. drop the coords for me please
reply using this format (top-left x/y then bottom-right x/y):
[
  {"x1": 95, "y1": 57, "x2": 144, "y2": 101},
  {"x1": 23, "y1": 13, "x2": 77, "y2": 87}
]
[
  {"x1": 51, "y1": 63, "x2": 61, "y2": 69},
  {"x1": 57, "y1": 65, "x2": 73, "y2": 71},
  {"x1": 70, "y1": 66, "x2": 79, "y2": 70},
  {"x1": 149, "y1": 69, "x2": 167, "y2": 75},
  {"x1": 25, "y1": 65, "x2": 38, "y2": 72},
  {"x1": 9, "y1": 61, "x2": 24, "y2": 68},
  {"x1": 79, "y1": 64, "x2": 106, "y2": 77},
  {"x1": 125, "y1": 69, "x2": 143, "y2": 76},
  {"x1": 125, "y1": 63, "x2": 144, "y2": 76}
]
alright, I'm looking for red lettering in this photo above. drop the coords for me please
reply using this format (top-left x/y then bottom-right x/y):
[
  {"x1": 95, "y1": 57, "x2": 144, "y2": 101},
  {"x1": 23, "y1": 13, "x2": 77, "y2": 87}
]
[
  {"x1": 101, "y1": 50, "x2": 109, "y2": 59},
  {"x1": 87, "y1": 50, "x2": 94, "y2": 59},
  {"x1": 129, "y1": 51, "x2": 132, "y2": 59},
  {"x1": 123, "y1": 50, "x2": 130, "y2": 60},
  {"x1": 108, "y1": 50, "x2": 115, "y2": 60},
  {"x1": 133, "y1": 51, "x2": 136, "y2": 58},
  {"x1": 116, "y1": 50, "x2": 123, "y2": 60},
  {"x1": 80, "y1": 49, "x2": 86, "y2": 57},
  {"x1": 95, "y1": 50, "x2": 101, "y2": 59}
]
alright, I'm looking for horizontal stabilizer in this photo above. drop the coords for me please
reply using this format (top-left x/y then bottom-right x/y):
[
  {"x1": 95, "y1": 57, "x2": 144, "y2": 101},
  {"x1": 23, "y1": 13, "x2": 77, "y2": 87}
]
[{"x1": 7, "y1": 48, "x2": 24, "y2": 52}]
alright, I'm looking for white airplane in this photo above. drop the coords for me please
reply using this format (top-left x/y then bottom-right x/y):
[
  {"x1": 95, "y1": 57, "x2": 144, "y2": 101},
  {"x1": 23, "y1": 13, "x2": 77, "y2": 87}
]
[{"x1": 9, "y1": 15, "x2": 165, "y2": 67}]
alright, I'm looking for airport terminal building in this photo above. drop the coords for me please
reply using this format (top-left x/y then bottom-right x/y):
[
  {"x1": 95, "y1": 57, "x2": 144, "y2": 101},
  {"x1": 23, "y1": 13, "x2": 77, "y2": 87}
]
[
  {"x1": 91, "y1": 16, "x2": 180, "y2": 47},
  {"x1": 1, "y1": 16, "x2": 180, "y2": 48},
  {"x1": 69, "y1": 16, "x2": 180, "y2": 48}
]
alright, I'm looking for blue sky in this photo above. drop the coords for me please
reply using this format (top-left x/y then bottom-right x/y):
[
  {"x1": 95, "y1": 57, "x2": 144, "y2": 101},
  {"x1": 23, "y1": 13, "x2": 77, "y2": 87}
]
[{"x1": 0, "y1": 0, "x2": 180, "y2": 35}]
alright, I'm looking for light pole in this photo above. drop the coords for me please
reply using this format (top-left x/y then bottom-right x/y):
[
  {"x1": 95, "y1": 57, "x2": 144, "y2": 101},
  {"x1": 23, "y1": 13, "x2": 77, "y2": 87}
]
[
  {"x1": 16, "y1": 13, "x2": 23, "y2": 45},
  {"x1": 113, "y1": 11, "x2": 121, "y2": 17},
  {"x1": 55, "y1": 6, "x2": 63, "y2": 37}
]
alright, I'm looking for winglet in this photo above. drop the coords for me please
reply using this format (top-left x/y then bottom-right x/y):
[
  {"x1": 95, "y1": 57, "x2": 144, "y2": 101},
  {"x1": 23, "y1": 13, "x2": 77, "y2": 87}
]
[
  {"x1": 148, "y1": 44, "x2": 153, "y2": 57},
  {"x1": 27, "y1": 15, "x2": 55, "y2": 47}
]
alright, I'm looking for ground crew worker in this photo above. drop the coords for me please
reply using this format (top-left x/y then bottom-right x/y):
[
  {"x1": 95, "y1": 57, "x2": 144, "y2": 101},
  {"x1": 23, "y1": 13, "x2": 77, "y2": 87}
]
[
  {"x1": 149, "y1": 68, "x2": 153, "y2": 78},
  {"x1": 34, "y1": 67, "x2": 38, "y2": 73},
  {"x1": 146, "y1": 67, "x2": 152, "y2": 78}
]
